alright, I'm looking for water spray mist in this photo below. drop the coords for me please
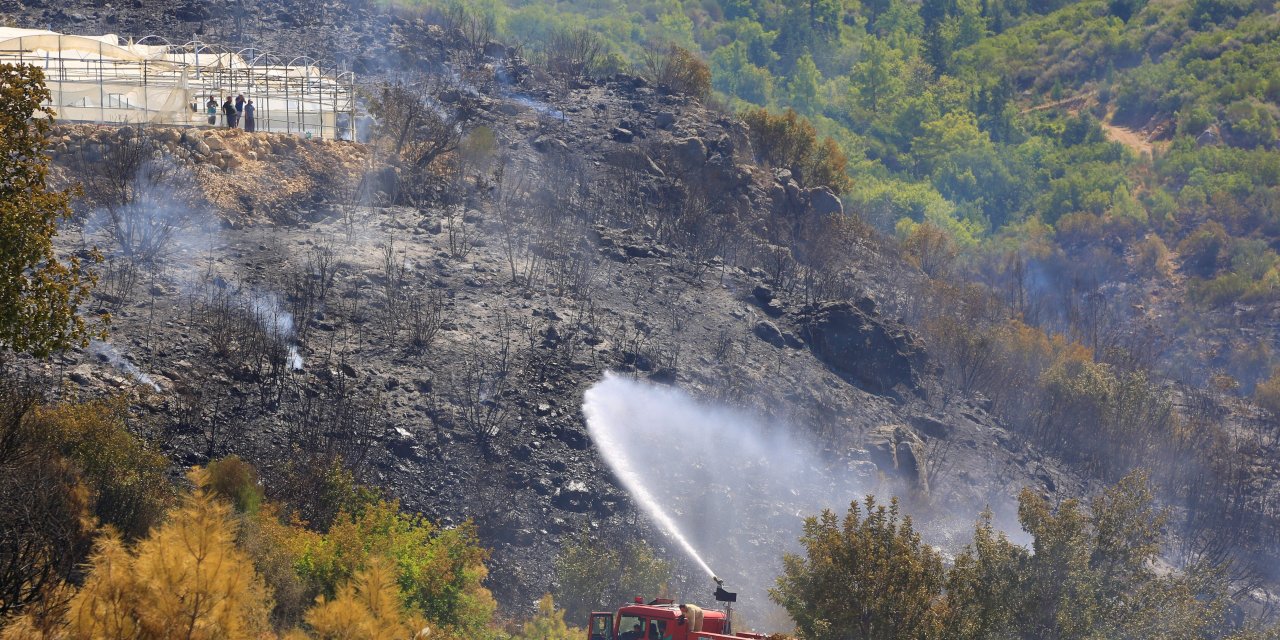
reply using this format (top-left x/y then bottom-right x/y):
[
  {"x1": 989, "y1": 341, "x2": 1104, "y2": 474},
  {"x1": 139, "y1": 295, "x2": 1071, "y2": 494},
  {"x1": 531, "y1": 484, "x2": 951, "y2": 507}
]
[{"x1": 584, "y1": 375, "x2": 718, "y2": 579}]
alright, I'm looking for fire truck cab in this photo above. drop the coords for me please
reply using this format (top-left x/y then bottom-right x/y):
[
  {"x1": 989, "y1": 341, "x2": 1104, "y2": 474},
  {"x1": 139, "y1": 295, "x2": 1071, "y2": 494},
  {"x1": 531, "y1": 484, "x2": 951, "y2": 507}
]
[{"x1": 588, "y1": 599, "x2": 762, "y2": 640}]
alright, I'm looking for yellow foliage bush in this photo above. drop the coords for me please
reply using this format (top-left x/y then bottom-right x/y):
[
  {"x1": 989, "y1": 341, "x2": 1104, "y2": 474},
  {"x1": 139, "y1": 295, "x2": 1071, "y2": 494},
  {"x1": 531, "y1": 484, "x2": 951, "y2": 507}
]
[
  {"x1": 1254, "y1": 369, "x2": 1280, "y2": 417},
  {"x1": 0, "y1": 385, "x2": 168, "y2": 624},
  {"x1": 515, "y1": 594, "x2": 582, "y2": 640},
  {"x1": 642, "y1": 45, "x2": 711, "y2": 101},
  {"x1": 3, "y1": 468, "x2": 275, "y2": 639},
  {"x1": 305, "y1": 559, "x2": 429, "y2": 640},
  {"x1": 32, "y1": 395, "x2": 171, "y2": 540},
  {"x1": 741, "y1": 107, "x2": 852, "y2": 194}
]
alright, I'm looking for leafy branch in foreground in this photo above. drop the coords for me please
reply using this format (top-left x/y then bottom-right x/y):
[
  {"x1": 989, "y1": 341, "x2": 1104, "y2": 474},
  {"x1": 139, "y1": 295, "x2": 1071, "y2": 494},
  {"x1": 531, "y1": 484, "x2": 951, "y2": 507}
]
[{"x1": 0, "y1": 63, "x2": 100, "y2": 358}]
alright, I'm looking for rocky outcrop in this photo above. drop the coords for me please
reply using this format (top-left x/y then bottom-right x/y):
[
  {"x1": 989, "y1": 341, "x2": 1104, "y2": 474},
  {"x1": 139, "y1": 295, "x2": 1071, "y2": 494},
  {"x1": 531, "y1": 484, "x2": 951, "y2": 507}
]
[
  {"x1": 655, "y1": 134, "x2": 753, "y2": 198},
  {"x1": 807, "y1": 186, "x2": 843, "y2": 217},
  {"x1": 800, "y1": 298, "x2": 930, "y2": 397},
  {"x1": 865, "y1": 424, "x2": 928, "y2": 493},
  {"x1": 602, "y1": 147, "x2": 665, "y2": 176},
  {"x1": 47, "y1": 123, "x2": 368, "y2": 221}
]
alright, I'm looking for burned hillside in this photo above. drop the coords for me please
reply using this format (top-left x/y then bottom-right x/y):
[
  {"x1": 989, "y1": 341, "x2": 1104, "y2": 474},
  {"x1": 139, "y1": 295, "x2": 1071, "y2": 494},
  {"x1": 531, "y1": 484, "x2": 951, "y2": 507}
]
[
  {"x1": 11, "y1": 34, "x2": 1087, "y2": 616},
  {"x1": 5, "y1": 0, "x2": 1280, "y2": 629}
]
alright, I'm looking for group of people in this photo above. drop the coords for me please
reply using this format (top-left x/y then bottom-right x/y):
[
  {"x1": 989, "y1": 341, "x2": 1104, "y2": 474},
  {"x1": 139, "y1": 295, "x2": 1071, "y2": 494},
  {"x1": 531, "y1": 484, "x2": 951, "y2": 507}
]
[{"x1": 204, "y1": 94, "x2": 256, "y2": 132}]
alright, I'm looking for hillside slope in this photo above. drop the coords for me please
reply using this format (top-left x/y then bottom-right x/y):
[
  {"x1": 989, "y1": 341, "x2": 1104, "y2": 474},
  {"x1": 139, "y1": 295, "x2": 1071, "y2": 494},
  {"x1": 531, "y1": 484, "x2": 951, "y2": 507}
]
[{"x1": 37, "y1": 69, "x2": 1084, "y2": 616}]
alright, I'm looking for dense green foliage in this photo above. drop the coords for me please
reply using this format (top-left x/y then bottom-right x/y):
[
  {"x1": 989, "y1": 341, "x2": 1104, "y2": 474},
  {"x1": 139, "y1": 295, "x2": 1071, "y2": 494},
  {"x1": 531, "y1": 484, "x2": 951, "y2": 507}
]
[
  {"x1": 774, "y1": 473, "x2": 1241, "y2": 640},
  {"x1": 771, "y1": 496, "x2": 945, "y2": 639}
]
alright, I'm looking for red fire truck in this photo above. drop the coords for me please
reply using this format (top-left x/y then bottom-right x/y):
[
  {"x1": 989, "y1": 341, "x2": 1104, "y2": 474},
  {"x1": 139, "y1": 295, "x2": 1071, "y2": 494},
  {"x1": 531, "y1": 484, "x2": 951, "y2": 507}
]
[{"x1": 587, "y1": 585, "x2": 766, "y2": 640}]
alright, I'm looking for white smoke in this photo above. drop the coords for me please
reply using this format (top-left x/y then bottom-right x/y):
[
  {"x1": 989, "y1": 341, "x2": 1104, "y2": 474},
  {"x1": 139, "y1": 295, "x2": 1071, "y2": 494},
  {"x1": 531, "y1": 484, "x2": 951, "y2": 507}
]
[
  {"x1": 248, "y1": 291, "x2": 304, "y2": 371},
  {"x1": 288, "y1": 345, "x2": 304, "y2": 371},
  {"x1": 90, "y1": 339, "x2": 161, "y2": 391},
  {"x1": 507, "y1": 93, "x2": 566, "y2": 120}
]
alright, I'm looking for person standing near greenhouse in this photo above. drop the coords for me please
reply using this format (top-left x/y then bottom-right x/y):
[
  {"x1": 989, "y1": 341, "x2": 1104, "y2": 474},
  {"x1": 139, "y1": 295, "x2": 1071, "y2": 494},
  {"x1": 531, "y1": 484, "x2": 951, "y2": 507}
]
[
  {"x1": 244, "y1": 99, "x2": 256, "y2": 132},
  {"x1": 223, "y1": 96, "x2": 236, "y2": 128},
  {"x1": 206, "y1": 96, "x2": 217, "y2": 126}
]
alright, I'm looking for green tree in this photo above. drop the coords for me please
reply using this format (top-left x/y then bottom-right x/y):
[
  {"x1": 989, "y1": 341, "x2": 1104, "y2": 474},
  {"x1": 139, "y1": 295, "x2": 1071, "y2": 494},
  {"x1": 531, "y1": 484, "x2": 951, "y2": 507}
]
[
  {"x1": 787, "y1": 54, "x2": 822, "y2": 114},
  {"x1": 0, "y1": 63, "x2": 98, "y2": 358},
  {"x1": 516, "y1": 594, "x2": 582, "y2": 640},
  {"x1": 1011, "y1": 472, "x2": 1222, "y2": 639},
  {"x1": 850, "y1": 37, "x2": 906, "y2": 115},
  {"x1": 1178, "y1": 220, "x2": 1229, "y2": 277},
  {"x1": 710, "y1": 42, "x2": 774, "y2": 104},
  {"x1": 921, "y1": 0, "x2": 985, "y2": 72},
  {"x1": 555, "y1": 533, "x2": 671, "y2": 626},
  {"x1": 872, "y1": 0, "x2": 925, "y2": 51},
  {"x1": 773, "y1": 474, "x2": 1225, "y2": 640},
  {"x1": 771, "y1": 496, "x2": 945, "y2": 640},
  {"x1": 941, "y1": 510, "x2": 1027, "y2": 640},
  {"x1": 774, "y1": 0, "x2": 843, "y2": 69},
  {"x1": 292, "y1": 500, "x2": 496, "y2": 636}
]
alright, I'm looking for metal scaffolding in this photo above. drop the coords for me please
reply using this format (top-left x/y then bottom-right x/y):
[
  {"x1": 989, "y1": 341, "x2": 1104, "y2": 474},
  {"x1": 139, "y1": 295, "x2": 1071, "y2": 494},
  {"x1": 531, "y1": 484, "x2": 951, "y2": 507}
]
[{"x1": 0, "y1": 28, "x2": 357, "y2": 140}]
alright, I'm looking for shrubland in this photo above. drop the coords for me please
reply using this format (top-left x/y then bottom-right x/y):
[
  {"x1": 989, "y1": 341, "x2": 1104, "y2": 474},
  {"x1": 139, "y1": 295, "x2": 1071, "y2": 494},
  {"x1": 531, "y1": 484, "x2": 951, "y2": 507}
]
[{"x1": 773, "y1": 472, "x2": 1279, "y2": 639}]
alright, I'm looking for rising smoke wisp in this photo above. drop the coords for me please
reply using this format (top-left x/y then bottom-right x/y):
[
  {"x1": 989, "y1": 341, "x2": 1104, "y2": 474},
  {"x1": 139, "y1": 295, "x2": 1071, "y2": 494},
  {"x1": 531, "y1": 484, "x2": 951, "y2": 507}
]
[{"x1": 90, "y1": 339, "x2": 161, "y2": 391}]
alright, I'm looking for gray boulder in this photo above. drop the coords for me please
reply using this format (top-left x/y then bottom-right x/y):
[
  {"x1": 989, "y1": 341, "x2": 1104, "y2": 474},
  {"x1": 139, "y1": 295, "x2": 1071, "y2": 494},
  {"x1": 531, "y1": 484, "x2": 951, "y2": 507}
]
[
  {"x1": 807, "y1": 187, "x2": 844, "y2": 217},
  {"x1": 603, "y1": 148, "x2": 665, "y2": 176},
  {"x1": 753, "y1": 320, "x2": 785, "y2": 347},
  {"x1": 671, "y1": 137, "x2": 708, "y2": 172}
]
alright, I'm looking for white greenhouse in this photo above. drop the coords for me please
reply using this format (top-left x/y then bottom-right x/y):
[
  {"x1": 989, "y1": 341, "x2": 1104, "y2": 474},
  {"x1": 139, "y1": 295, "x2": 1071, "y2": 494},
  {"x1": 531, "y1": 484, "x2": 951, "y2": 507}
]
[{"x1": 0, "y1": 28, "x2": 356, "y2": 140}]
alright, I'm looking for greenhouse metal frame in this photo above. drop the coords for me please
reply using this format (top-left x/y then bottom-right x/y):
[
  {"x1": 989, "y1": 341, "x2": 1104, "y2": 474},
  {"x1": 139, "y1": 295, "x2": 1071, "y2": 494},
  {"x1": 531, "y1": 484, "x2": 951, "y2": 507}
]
[{"x1": 0, "y1": 28, "x2": 356, "y2": 140}]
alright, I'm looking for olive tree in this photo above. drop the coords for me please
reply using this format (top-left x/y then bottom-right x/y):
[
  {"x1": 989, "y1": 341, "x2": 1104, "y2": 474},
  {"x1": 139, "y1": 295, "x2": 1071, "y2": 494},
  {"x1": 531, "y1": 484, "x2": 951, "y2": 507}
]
[{"x1": 0, "y1": 63, "x2": 99, "y2": 358}]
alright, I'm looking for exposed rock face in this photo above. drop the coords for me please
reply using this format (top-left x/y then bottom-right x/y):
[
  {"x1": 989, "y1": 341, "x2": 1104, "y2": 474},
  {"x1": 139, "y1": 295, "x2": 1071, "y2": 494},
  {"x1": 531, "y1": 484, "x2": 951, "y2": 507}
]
[
  {"x1": 865, "y1": 424, "x2": 927, "y2": 493},
  {"x1": 602, "y1": 147, "x2": 665, "y2": 176},
  {"x1": 807, "y1": 186, "x2": 843, "y2": 217},
  {"x1": 800, "y1": 299, "x2": 930, "y2": 397}
]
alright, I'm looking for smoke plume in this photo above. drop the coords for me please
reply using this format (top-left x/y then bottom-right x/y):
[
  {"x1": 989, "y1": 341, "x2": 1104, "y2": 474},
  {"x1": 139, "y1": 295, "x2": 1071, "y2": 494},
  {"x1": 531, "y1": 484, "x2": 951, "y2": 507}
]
[{"x1": 90, "y1": 339, "x2": 161, "y2": 391}]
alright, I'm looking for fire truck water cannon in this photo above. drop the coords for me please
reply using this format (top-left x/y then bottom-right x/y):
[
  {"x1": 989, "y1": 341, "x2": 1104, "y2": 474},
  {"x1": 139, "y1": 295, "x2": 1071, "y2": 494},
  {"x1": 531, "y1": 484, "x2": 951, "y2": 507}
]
[{"x1": 586, "y1": 580, "x2": 762, "y2": 640}]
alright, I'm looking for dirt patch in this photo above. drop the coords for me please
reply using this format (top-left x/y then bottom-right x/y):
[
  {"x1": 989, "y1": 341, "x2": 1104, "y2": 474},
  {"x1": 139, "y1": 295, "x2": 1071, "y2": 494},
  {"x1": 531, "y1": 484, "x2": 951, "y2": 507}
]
[
  {"x1": 47, "y1": 124, "x2": 371, "y2": 222},
  {"x1": 1101, "y1": 121, "x2": 1153, "y2": 158}
]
